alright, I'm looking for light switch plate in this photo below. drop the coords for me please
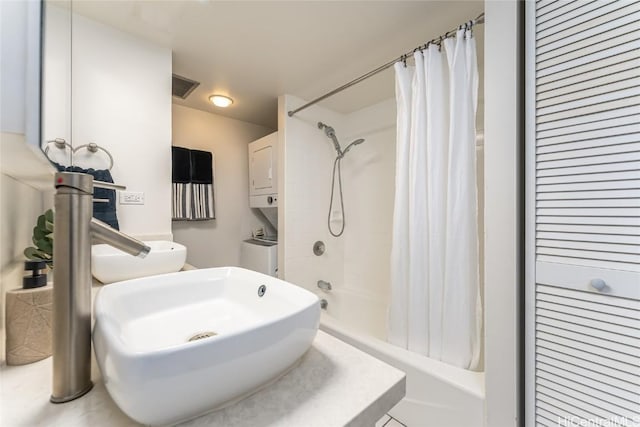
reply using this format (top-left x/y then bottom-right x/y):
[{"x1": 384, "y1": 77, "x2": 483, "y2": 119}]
[{"x1": 120, "y1": 191, "x2": 144, "y2": 205}]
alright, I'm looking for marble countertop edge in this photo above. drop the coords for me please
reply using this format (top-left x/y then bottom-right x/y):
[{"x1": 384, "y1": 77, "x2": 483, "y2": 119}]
[{"x1": 0, "y1": 330, "x2": 406, "y2": 427}]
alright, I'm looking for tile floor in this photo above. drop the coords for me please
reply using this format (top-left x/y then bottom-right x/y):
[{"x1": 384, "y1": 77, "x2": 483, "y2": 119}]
[{"x1": 376, "y1": 414, "x2": 407, "y2": 427}]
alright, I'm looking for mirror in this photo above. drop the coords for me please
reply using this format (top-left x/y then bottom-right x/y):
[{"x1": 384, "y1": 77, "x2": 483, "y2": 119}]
[
  {"x1": 40, "y1": 0, "x2": 73, "y2": 167},
  {"x1": 0, "y1": 0, "x2": 42, "y2": 149},
  {"x1": 0, "y1": 0, "x2": 55, "y2": 189}
]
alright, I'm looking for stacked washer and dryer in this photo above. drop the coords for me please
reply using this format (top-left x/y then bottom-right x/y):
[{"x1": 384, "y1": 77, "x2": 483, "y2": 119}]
[{"x1": 240, "y1": 132, "x2": 278, "y2": 277}]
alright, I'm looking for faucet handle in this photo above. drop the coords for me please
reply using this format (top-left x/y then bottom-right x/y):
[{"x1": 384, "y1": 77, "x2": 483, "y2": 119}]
[{"x1": 93, "y1": 180, "x2": 126, "y2": 191}]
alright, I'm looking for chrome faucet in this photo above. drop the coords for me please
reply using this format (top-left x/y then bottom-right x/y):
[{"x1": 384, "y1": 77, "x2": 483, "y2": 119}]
[
  {"x1": 317, "y1": 280, "x2": 332, "y2": 291},
  {"x1": 51, "y1": 172, "x2": 150, "y2": 403}
]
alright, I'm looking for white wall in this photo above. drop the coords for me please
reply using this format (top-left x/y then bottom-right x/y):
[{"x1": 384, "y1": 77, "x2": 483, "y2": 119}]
[
  {"x1": 341, "y1": 98, "x2": 396, "y2": 338},
  {"x1": 483, "y1": 1, "x2": 522, "y2": 426},
  {"x1": 278, "y1": 95, "x2": 346, "y2": 293},
  {"x1": 171, "y1": 104, "x2": 273, "y2": 268},
  {"x1": 70, "y1": 12, "x2": 172, "y2": 240}
]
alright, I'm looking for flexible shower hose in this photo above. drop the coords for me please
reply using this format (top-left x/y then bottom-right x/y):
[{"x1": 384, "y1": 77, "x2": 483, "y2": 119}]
[{"x1": 328, "y1": 155, "x2": 346, "y2": 237}]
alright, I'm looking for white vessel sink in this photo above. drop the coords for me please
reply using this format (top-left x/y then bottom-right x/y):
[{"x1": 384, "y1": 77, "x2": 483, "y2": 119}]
[
  {"x1": 91, "y1": 240, "x2": 186, "y2": 284},
  {"x1": 93, "y1": 267, "x2": 320, "y2": 426}
]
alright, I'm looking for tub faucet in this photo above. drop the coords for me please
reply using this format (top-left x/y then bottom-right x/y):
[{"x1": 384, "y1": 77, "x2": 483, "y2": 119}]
[
  {"x1": 317, "y1": 280, "x2": 332, "y2": 291},
  {"x1": 51, "y1": 172, "x2": 150, "y2": 403}
]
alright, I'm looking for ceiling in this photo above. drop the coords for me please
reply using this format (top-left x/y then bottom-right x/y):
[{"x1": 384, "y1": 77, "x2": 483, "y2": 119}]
[{"x1": 71, "y1": 1, "x2": 484, "y2": 129}]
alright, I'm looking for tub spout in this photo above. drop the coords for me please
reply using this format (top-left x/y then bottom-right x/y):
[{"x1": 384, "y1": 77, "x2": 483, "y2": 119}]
[{"x1": 317, "y1": 280, "x2": 332, "y2": 291}]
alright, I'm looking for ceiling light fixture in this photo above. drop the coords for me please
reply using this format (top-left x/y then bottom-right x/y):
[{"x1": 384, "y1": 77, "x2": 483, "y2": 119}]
[{"x1": 209, "y1": 95, "x2": 233, "y2": 108}]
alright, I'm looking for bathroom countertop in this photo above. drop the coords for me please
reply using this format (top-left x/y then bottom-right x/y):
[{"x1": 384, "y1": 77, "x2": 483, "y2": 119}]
[{"x1": 0, "y1": 330, "x2": 406, "y2": 427}]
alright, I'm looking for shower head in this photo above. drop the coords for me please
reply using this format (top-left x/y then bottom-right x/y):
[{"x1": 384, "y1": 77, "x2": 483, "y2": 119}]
[
  {"x1": 342, "y1": 138, "x2": 365, "y2": 155},
  {"x1": 318, "y1": 122, "x2": 365, "y2": 157},
  {"x1": 318, "y1": 122, "x2": 342, "y2": 155}
]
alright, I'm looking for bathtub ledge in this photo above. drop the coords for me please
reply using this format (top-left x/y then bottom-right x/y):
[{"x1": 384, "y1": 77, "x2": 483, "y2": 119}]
[{"x1": 322, "y1": 313, "x2": 485, "y2": 399}]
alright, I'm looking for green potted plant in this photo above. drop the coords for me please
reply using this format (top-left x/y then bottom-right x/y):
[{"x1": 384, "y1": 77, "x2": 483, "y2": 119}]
[{"x1": 24, "y1": 209, "x2": 54, "y2": 268}]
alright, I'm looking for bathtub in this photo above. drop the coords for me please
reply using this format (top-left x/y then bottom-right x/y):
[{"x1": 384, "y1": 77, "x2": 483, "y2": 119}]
[{"x1": 319, "y1": 288, "x2": 485, "y2": 427}]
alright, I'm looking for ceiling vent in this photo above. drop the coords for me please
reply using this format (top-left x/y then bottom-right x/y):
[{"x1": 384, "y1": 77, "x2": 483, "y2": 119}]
[{"x1": 172, "y1": 74, "x2": 200, "y2": 99}]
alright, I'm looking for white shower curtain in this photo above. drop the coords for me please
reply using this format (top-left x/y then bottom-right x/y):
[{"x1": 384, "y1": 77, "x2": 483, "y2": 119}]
[{"x1": 389, "y1": 30, "x2": 481, "y2": 370}]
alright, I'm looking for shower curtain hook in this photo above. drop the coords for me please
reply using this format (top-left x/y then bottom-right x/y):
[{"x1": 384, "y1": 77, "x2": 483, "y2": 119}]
[{"x1": 402, "y1": 54, "x2": 407, "y2": 68}]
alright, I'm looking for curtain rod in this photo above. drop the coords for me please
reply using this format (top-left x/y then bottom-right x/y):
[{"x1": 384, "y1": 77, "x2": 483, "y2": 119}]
[{"x1": 287, "y1": 12, "x2": 485, "y2": 117}]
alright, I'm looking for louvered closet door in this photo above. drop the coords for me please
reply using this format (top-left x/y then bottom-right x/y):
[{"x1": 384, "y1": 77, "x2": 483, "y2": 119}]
[{"x1": 528, "y1": 1, "x2": 640, "y2": 426}]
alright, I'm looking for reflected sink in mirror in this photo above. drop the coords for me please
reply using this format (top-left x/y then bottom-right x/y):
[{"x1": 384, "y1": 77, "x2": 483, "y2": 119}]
[
  {"x1": 93, "y1": 267, "x2": 320, "y2": 426},
  {"x1": 91, "y1": 240, "x2": 186, "y2": 283}
]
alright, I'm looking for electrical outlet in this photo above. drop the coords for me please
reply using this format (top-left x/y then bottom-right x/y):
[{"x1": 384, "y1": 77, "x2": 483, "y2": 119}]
[{"x1": 120, "y1": 191, "x2": 144, "y2": 205}]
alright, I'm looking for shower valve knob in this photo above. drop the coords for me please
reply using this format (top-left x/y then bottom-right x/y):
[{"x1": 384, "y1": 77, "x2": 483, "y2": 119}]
[{"x1": 313, "y1": 241, "x2": 325, "y2": 256}]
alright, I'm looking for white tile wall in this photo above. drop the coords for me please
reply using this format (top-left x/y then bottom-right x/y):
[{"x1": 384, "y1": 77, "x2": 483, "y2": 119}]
[
  {"x1": 280, "y1": 95, "x2": 346, "y2": 294},
  {"x1": 342, "y1": 98, "x2": 396, "y2": 306},
  {"x1": 280, "y1": 95, "x2": 397, "y2": 339}
]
